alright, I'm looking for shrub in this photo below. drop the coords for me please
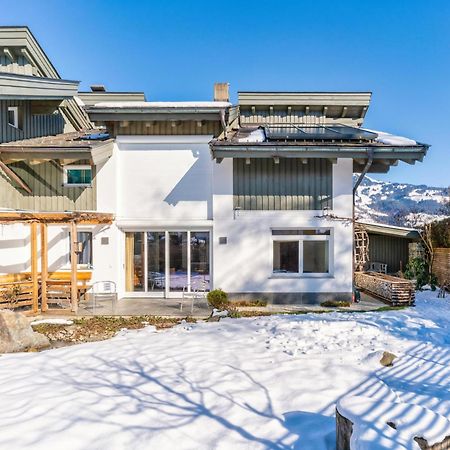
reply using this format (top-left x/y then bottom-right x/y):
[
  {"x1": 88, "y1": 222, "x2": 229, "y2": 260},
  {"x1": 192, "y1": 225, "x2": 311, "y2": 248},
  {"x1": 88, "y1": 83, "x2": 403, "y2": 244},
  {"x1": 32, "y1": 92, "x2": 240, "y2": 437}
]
[
  {"x1": 232, "y1": 299, "x2": 268, "y2": 307},
  {"x1": 320, "y1": 300, "x2": 351, "y2": 308},
  {"x1": 404, "y1": 257, "x2": 437, "y2": 290},
  {"x1": 207, "y1": 289, "x2": 229, "y2": 310}
]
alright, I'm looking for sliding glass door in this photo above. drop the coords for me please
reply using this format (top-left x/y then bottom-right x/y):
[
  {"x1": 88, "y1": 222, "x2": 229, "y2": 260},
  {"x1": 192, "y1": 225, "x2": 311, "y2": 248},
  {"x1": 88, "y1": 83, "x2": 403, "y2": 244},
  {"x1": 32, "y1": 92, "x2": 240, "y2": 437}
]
[
  {"x1": 125, "y1": 230, "x2": 210, "y2": 297},
  {"x1": 169, "y1": 232, "x2": 188, "y2": 293},
  {"x1": 147, "y1": 232, "x2": 165, "y2": 293}
]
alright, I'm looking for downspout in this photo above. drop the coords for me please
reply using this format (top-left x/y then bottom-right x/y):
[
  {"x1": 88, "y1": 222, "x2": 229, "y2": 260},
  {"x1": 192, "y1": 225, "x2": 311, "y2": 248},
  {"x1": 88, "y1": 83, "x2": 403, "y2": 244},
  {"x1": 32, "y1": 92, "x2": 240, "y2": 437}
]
[
  {"x1": 353, "y1": 149, "x2": 374, "y2": 195},
  {"x1": 352, "y1": 149, "x2": 374, "y2": 301}
]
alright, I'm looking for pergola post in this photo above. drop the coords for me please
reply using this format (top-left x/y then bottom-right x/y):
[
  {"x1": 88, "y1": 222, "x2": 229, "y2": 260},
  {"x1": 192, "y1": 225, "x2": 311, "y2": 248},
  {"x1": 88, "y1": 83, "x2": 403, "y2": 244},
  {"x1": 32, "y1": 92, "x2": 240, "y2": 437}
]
[
  {"x1": 70, "y1": 221, "x2": 78, "y2": 313},
  {"x1": 40, "y1": 223, "x2": 48, "y2": 312},
  {"x1": 30, "y1": 222, "x2": 39, "y2": 314}
]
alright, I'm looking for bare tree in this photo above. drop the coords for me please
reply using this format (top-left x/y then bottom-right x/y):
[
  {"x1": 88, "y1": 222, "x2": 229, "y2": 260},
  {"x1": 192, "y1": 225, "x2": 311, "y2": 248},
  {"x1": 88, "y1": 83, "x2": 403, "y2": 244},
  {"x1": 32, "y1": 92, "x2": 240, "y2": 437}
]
[{"x1": 419, "y1": 221, "x2": 435, "y2": 280}]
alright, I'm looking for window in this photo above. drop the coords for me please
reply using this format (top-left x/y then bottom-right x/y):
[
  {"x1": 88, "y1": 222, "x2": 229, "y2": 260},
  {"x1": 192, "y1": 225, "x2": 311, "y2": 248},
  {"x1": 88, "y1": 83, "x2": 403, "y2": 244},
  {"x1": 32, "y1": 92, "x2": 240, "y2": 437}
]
[
  {"x1": 64, "y1": 165, "x2": 92, "y2": 186},
  {"x1": 273, "y1": 241, "x2": 299, "y2": 273},
  {"x1": 7, "y1": 106, "x2": 19, "y2": 128},
  {"x1": 272, "y1": 229, "x2": 331, "y2": 276},
  {"x1": 69, "y1": 231, "x2": 93, "y2": 267}
]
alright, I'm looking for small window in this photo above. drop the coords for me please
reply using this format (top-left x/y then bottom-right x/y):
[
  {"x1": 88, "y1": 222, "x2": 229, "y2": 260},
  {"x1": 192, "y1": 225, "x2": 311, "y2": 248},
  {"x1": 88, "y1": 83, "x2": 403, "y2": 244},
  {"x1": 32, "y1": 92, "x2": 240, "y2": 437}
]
[
  {"x1": 7, "y1": 106, "x2": 19, "y2": 128},
  {"x1": 64, "y1": 165, "x2": 92, "y2": 186}
]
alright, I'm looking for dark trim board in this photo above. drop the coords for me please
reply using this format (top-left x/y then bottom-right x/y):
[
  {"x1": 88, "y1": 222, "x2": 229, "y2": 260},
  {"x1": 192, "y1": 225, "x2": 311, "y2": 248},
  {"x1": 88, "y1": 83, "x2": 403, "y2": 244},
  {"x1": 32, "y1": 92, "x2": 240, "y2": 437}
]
[{"x1": 228, "y1": 292, "x2": 353, "y2": 305}]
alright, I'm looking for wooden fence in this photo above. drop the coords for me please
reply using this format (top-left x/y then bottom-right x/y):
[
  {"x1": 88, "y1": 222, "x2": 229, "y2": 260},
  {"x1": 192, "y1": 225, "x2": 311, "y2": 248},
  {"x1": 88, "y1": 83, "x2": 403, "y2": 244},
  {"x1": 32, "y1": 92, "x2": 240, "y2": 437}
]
[{"x1": 434, "y1": 248, "x2": 450, "y2": 287}]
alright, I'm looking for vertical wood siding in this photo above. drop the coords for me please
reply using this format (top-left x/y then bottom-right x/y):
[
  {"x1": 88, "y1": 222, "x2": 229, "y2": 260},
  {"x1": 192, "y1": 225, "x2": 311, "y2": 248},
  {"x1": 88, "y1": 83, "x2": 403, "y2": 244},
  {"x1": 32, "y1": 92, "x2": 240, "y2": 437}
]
[
  {"x1": 0, "y1": 100, "x2": 64, "y2": 144},
  {"x1": 233, "y1": 158, "x2": 333, "y2": 210},
  {"x1": 368, "y1": 234, "x2": 411, "y2": 273},
  {"x1": 0, "y1": 160, "x2": 96, "y2": 211}
]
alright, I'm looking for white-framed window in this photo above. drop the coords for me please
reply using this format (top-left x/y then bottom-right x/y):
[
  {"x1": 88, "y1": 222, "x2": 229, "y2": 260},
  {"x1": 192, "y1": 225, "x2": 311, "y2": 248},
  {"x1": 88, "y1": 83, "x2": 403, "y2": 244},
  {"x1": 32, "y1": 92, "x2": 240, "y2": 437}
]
[
  {"x1": 272, "y1": 228, "x2": 332, "y2": 276},
  {"x1": 7, "y1": 106, "x2": 19, "y2": 129},
  {"x1": 63, "y1": 165, "x2": 92, "y2": 187}
]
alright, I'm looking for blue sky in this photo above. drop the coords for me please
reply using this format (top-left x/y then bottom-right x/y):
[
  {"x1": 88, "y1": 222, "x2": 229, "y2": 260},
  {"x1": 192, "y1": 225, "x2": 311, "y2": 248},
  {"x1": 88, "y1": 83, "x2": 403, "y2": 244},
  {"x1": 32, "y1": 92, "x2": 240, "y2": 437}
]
[{"x1": 1, "y1": 0, "x2": 449, "y2": 186}]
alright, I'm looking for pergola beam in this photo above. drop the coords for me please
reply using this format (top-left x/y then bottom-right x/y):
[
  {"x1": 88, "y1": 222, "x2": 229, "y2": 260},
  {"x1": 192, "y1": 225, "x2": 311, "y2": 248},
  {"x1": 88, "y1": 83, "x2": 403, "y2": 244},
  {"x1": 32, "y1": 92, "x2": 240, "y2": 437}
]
[{"x1": 0, "y1": 211, "x2": 114, "y2": 224}]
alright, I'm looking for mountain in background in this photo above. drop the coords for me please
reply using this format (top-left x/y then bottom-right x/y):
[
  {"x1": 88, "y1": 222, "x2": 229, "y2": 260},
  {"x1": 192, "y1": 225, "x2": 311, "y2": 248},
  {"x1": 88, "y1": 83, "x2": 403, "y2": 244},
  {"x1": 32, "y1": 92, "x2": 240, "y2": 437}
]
[{"x1": 354, "y1": 176, "x2": 449, "y2": 227}]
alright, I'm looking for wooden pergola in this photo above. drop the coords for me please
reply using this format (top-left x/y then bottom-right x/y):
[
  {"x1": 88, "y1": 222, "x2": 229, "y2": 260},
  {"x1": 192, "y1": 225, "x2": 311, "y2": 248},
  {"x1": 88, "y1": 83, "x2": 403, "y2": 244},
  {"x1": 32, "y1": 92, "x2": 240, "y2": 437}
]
[{"x1": 0, "y1": 211, "x2": 113, "y2": 314}]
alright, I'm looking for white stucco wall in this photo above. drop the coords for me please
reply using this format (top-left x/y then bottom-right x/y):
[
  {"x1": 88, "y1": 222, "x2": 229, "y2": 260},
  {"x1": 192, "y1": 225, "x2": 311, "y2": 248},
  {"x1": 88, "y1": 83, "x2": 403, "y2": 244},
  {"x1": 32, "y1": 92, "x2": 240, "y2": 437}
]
[
  {"x1": 91, "y1": 134, "x2": 354, "y2": 300},
  {"x1": 114, "y1": 135, "x2": 214, "y2": 221},
  {"x1": 93, "y1": 135, "x2": 215, "y2": 297},
  {"x1": 212, "y1": 158, "x2": 354, "y2": 299}
]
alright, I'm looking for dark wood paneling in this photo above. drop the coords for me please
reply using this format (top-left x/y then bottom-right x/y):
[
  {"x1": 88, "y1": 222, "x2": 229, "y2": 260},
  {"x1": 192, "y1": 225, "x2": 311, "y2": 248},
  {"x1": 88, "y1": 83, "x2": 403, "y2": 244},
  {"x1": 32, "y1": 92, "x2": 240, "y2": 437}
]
[
  {"x1": 368, "y1": 234, "x2": 411, "y2": 273},
  {"x1": 233, "y1": 158, "x2": 333, "y2": 210},
  {"x1": 0, "y1": 100, "x2": 64, "y2": 144}
]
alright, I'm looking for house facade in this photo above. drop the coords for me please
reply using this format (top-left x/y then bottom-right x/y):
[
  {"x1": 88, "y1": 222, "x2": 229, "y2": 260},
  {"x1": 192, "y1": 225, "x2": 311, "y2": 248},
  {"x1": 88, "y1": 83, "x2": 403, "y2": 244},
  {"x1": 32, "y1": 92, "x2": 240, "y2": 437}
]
[
  {"x1": 86, "y1": 89, "x2": 428, "y2": 304},
  {"x1": 0, "y1": 27, "x2": 430, "y2": 309}
]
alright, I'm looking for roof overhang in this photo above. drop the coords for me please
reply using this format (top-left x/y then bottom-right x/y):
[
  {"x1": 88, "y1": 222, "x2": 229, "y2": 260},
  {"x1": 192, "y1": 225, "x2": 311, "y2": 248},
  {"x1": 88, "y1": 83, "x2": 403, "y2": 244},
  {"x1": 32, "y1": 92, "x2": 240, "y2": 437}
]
[
  {"x1": 0, "y1": 72, "x2": 79, "y2": 100},
  {"x1": 86, "y1": 102, "x2": 231, "y2": 122},
  {"x1": 238, "y1": 91, "x2": 372, "y2": 107},
  {"x1": 77, "y1": 91, "x2": 147, "y2": 106},
  {"x1": 209, "y1": 142, "x2": 429, "y2": 173},
  {"x1": 358, "y1": 221, "x2": 421, "y2": 240}
]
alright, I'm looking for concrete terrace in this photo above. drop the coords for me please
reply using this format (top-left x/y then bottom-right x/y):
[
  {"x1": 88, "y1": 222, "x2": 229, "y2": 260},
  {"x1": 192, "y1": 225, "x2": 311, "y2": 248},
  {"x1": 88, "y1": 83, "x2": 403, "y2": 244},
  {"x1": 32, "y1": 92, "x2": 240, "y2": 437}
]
[{"x1": 70, "y1": 292, "x2": 386, "y2": 318}]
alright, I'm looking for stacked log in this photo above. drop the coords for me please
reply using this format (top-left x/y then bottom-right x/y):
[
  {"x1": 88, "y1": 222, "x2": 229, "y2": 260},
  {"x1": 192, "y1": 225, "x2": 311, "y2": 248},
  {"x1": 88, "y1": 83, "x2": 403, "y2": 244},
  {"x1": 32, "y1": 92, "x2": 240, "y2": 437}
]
[{"x1": 355, "y1": 272, "x2": 415, "y2": 306}]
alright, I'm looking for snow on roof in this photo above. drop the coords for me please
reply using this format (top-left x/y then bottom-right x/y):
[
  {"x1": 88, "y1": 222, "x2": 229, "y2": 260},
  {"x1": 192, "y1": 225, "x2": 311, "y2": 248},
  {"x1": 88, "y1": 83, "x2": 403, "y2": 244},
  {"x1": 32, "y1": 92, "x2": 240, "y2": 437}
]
[
  {"x1": 237, "y1": 128, "x2": 266, "y2": 143},
  {"x1": 337, "y1": 396, "x2": 450, "y2": 450},
  {"x1": 362, "y1": 129, "x2": 418, "y2": 146},
  {"x1": 91, "y1": 101, "x2": 231, "y2": 109},
  {"x1": 357, "y1": 220, "x2": 419, "y2": 233}
]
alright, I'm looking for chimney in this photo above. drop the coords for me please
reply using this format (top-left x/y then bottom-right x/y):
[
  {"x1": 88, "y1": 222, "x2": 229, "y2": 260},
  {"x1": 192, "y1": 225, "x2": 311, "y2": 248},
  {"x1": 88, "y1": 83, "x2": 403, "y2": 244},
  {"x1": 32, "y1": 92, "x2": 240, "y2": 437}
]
[
  {"x1": 214, "y1": 82, "x2": 229, "y2": 102},
  {"x1": 90, "y1": 84, "x2": 106, "y2": 92}
]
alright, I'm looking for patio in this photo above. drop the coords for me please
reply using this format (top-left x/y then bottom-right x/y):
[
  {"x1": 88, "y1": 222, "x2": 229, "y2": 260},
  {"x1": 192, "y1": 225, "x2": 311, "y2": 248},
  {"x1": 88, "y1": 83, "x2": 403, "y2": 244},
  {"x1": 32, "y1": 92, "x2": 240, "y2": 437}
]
[{"x1": 73, "y1": 292, "x2": 386, "y2": 318}]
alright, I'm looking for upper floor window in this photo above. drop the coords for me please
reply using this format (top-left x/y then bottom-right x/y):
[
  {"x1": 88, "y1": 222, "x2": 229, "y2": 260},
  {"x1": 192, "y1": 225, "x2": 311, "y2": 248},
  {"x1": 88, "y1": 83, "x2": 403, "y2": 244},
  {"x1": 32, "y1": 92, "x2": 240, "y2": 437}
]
[
  {"x1": 7, "y1": 106, "x2": 19, "y2": 129},
  {"x1": 233, "y1": 158, "x2": 332, "y2": 211},
  {"x1": 63, "y1": 165, "x2": 92, "y2": 187}
]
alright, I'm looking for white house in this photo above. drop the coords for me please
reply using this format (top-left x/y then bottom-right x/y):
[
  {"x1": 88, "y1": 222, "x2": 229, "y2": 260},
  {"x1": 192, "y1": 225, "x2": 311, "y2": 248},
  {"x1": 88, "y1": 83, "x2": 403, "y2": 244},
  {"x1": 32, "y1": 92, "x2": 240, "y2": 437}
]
[{"x1": 83, "y1": 87, "x2": 428, "y2": 304}]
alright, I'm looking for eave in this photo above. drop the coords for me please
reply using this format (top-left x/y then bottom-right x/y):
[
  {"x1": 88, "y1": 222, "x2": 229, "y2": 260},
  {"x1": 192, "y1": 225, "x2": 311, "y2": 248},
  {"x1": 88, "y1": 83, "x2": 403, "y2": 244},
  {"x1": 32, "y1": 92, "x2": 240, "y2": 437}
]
[
  {"x1": 209, "y1": 142, "x2": 429, "y2": 173},
  {"x1": 0, "y1": 72, "x2": 79, "y2": 100}
]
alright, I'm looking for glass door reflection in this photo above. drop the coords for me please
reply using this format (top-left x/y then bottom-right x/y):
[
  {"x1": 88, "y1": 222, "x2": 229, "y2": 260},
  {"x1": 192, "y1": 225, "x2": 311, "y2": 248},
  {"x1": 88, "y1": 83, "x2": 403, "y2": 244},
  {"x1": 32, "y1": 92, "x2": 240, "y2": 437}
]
[
  {"x1": 147, "y1": 232, "x2": 165, "y2": 292},
  {"x1": 190, "y1": 232, "x2": 210, "y2": 291},
  {"x1": 169, "y1": 232, "x2": 188, "y2": 292}
]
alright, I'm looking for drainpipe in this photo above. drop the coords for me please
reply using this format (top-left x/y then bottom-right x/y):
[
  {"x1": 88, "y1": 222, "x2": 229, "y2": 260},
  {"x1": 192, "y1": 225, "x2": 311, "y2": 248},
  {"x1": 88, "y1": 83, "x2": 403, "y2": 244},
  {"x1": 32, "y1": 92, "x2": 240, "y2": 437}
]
[
  {"x1": 352, "y1": 148, "x2": 374, "y2": 301},
  {"x1": 353, "y1": 149, "x2": 374, "y2": 195}
]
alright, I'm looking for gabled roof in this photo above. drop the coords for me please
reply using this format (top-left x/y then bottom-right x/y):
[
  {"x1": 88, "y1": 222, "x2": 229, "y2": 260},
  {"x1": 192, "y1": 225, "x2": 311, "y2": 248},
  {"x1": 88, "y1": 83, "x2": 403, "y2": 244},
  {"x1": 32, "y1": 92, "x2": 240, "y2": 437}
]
[{"x1": 0, "y1": 26, "x2": 91, "y2": 130}]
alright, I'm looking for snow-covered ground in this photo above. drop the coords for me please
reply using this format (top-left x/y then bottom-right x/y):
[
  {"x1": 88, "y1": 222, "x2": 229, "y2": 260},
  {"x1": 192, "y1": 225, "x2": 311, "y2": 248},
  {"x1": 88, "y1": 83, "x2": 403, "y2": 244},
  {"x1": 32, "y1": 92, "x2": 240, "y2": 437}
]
[{"x1": 0, "y1": 292, "x2": 449, "y2": 449}]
